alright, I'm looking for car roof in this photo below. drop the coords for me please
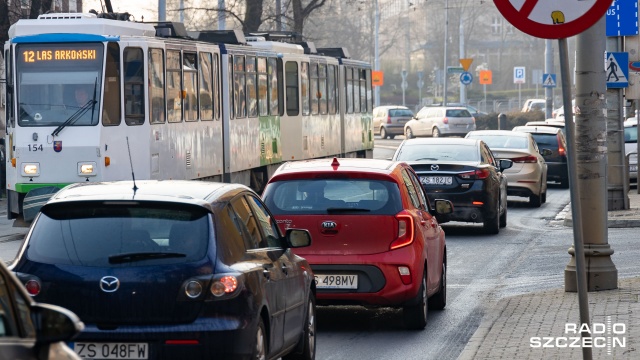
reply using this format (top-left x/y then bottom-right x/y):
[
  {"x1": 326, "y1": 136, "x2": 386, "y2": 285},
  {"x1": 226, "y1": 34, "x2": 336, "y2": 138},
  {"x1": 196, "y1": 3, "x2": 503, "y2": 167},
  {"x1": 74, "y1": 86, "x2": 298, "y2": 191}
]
[
  {"x1": 375, "y1": 105, "x2": 409, "y2": 110},
  {"x1": 400, "y1": 137, "x2": 481, "y2": 146},
  {"x1": 513, "y1": 125, "x2": 563, "y2": 134},
  {"x1": 45, "y1": 180, "x2": 251, "y2": 210},
  {"x1": 270, "y1": 158, "x2": 400, "y2": 179},
  {"x1": 467, "y1": 130, "x2": 530, "y2": 137}
]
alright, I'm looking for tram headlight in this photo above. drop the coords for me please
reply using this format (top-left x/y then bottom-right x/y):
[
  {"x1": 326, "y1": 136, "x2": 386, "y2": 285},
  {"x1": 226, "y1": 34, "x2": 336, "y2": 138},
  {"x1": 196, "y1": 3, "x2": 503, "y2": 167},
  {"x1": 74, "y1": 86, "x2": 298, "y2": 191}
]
[
  {"x1": 21, "y1": 163, "x2": 40, "y2": 177},
  {"x1": 78, "y1": 162, "x2": 97, "y2": 176}
]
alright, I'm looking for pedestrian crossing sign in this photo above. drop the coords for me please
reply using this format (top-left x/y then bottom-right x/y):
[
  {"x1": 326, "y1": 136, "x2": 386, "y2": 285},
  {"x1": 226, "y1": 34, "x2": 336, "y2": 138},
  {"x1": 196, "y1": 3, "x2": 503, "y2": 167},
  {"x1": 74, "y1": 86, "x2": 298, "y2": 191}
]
[
  {"x1": 542, "y1": 73, "x2": 556, "y2": 88},
  {"x1": 606, "y1": 52, "x2": 628, "y2": 88}
]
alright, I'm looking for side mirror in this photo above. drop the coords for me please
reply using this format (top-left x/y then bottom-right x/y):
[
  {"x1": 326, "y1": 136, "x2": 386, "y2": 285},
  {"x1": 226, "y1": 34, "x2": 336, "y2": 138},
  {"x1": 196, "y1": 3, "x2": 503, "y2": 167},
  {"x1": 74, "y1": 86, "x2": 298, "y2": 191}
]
[
  {"x1": 499, "y1": 159, "x2": 513, "y2": 171},
  {"x1": 285, "y1": 229, "x2": 312, "y2": 248},
  {"x1": 32, "y1": 303, "x2": 84, "y2": 343}
]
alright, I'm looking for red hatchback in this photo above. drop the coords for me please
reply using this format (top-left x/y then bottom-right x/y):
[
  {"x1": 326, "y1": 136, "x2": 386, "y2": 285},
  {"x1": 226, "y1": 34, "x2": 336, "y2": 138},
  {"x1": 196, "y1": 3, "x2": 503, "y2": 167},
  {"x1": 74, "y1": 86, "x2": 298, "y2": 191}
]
[{"x1": 262, "y1": 158, "x2": 453, "y2": 329}]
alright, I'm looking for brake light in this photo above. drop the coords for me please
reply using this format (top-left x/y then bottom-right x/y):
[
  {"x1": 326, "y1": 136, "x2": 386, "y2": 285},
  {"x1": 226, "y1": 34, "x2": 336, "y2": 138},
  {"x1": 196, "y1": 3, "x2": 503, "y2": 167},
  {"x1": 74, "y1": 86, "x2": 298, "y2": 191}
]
[
  {"x1": 558, "y1": 135, "x2": 566, "y2": 156},
  {"x1": 390, "y1": 211, "x2": 414, "y2": 250},
  {"x1": 458, "y1": 168, "x2": 491, "y2": 179},
  {"x1": 25, "y1": 279, "x2": 41, "y2": 296},
  {"x1": 387, "y1": 115, "x2": 392, "y2": 124},
  {"x1": 211, "y1": 276, "x2": 238, "y2": 296},
  {"x1": 443, "y1": 117, "x2": 449, "y2": 124},
  {"x1": 511, "y1": 155, "x2": 538, "y2": 163}
]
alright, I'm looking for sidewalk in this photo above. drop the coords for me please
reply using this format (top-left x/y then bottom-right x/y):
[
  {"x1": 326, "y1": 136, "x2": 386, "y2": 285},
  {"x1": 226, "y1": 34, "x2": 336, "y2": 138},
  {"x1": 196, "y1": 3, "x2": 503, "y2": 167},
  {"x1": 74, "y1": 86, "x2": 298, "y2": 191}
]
[{"x1": 458, "y1": 190, "x2": 640, "y2": 360}]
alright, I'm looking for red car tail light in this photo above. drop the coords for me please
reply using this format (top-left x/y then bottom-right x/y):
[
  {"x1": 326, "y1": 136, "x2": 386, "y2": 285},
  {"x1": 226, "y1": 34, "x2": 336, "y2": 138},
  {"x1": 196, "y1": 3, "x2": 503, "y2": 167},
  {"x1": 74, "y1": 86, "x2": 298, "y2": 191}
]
[
  {"x1": 390, "y1": 211, "x2": 414, "y2": 250},
  {"x1": 398, "y1": 266, "x2": 412, "y2": 285},
  {"x1": 387, "y1": 115, "x2": 392, "y2": 124},
  {"x1": 558, "y1": 135, "x2": 566, "y2": 156},
  {"x1": 25, "y1": 279, "x2": 41, "y2": 296},
  {"x1": 211, "y1": 275, "x2": 239, "y2": 297},
  {"x1": 443, "y1": 117, "x2": 449, "y2": 124},
  {"x1": 458, "y1": 168, "x2": 490, "y2": 179},
  {"x1": 511, "y1": 155, "x2": 538, "y2": 163}
]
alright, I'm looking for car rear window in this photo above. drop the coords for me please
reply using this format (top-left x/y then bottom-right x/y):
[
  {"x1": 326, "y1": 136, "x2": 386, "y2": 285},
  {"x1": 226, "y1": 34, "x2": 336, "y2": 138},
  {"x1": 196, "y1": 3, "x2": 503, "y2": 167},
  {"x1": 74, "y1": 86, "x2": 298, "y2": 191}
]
[
  {"x1": 263, "y1": 179, "x2": 402, "y2": 215},
  {"x1": 468, "y1": 135, "x2": 527, "y2": 149},
  {"x1": 395, "y1": 143, "x2": 479, "y2": 162},
  {"x1": 389, "y1": 109, "x2": 413, "y2": 117},
  {"x1": 530, "y1": 134, "x2": 559, "y2": 147},
  {"x1": 625, "y1": 126, "x2": 637, "y2": 143},
  {"x1": 446, "y1": 109, "x2": 472, "y2": 117},
  {"x1": 27, "y1": 202, "x2": 210, "y2": 267}
]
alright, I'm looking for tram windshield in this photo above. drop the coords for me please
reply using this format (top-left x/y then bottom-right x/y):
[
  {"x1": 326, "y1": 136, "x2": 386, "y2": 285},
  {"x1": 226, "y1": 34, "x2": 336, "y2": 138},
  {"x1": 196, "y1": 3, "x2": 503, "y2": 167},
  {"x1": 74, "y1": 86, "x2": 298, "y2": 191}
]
[{"x1": 15, "y1": 43, "x2": 104, "y2": 127}]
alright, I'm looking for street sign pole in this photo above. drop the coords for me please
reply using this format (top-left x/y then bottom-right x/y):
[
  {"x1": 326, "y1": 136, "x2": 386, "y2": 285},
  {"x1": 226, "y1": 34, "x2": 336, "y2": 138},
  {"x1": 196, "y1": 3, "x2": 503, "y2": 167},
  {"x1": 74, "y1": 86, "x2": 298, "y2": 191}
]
[{"x1": 401, "y1": 69, "x2": 408, "y2": 106}]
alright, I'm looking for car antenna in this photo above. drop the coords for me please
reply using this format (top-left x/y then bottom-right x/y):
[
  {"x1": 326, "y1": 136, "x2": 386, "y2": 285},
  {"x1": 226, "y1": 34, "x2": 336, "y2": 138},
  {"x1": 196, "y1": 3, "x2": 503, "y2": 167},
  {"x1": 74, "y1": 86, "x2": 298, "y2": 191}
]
[{"x1": 126, "y1": 136, "x2": 138, "y2": 193}]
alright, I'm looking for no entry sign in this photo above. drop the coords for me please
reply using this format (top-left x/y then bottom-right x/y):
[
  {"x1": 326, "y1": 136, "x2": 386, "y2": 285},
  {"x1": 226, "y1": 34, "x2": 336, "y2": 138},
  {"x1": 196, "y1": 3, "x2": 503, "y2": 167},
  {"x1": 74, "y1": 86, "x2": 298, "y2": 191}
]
[{"x1": 494, "y1": 0, "x2": 613, "y2": 39}]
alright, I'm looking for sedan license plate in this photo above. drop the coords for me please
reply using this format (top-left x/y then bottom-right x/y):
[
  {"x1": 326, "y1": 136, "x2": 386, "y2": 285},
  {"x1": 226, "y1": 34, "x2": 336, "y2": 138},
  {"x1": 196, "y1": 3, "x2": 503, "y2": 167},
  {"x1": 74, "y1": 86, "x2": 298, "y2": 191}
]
[
  {"x1": 315, "y1": 274, "x2": 358, "y2": 289},
  {"x1": 73, "y1": 343, "x2": 148, "y2": 359},
  {"x1": 420, "y1": 176, "x2": 452, "y2": 185}
]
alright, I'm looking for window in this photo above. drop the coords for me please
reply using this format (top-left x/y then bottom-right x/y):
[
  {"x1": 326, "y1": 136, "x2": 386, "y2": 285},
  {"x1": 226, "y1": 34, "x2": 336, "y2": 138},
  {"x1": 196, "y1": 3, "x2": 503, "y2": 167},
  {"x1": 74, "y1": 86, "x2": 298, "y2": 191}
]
[
  {"x1": 401, "y1": 170, "x2": 421, "y2": 208},
  {"x1": 328, "y1": 64, "x2": 337, "y2": 114},
  {"x1": 0, "y1": 272, "x2": 20, "y2": 338},
  {"x1": 301, "y1": 62, "x2": 310, "y2": 116},
  {"x1": 359, "y1": 68, "x2": 367, "y2": 112},
  {"x1": 346, "y1": 67, "x2": 354, "y2": 113},
  {"x1": 183, "y1": 52, "x2": 198, "y2": 122},
  {"x1": 318, "y1": 63, "x2": 327, "y2": 115},
  {"x1": 231, "y1": 196, "x2": 264, "y2": 249},
  {"x1": 234, "y1": 56, "x2": 246, "y2": 118},
  {"x1": 198, "y1": 52, "x2": 214, "y2": 121},
  {"x1": 5, "y1": 49, "x2": 14, "y2": 128},
  {"x1": 310, "y1": 63, "x2": 319, "y2": 115},
  {"x1": 246, "y1": 56, "x2": 258, "y2": 117},
  {"x1": 166, "y1": 50, "x2": 182, "y2": 123},
  {"x1": 257, "y1": 57, "x2": 268, "y2": 116},
  {"x1": 148, "y1": 48, "x2": 165, "y2": 124},
  {"x1": 268, "y1": 57, "x2": 282, "y2": 116},
  {"x1": 246, "y1": 195, "x2": 282, "y2": 248},
  {"x1": 103, "y1": 42, "x2": 121, "y2": 126},
  {"x1": 285, "y1": 61, "x2": 299, "y2": 116},
  {"x1": 123, "y1": 47, "x2": 145, "y2": 125},
  {"x1": 366, "y1": 68, "x2": 372, "y2": 112}
]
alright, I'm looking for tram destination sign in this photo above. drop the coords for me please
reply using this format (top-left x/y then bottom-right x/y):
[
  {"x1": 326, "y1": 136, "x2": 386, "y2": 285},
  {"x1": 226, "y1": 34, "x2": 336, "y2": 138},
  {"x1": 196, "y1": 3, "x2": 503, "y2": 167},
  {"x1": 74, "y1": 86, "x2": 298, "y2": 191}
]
[
  {"x1": 494, "y1": 0, "x2": 613, "y2": 39},
  {"x1": 17, "y1": 44, "x2": 102, "y2": 65}
]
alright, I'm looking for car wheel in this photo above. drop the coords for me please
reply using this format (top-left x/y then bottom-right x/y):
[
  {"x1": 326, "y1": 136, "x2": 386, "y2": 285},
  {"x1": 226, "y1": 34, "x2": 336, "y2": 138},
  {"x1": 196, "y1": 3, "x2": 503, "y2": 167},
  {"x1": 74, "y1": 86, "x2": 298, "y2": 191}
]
[
  {"x1": 252, "y1": 318, "x2": 267, "y2": 360},
  {"x1": 499, "y1": 202, "x2": 507, "y2": 228},
  {"x1": 530, "y1": 192, "x2": 542, "y2": 208},
  {"x1": 283, "y1": 294, "x2": 316, "y2": 360},
  {"x1": 560, "y1": 176, "x2": 570, "y2": 189},
  {"x1": 541, "y1": 190, "x2": 547, "y2": 204},
  {"x1": 403, "y1": 271, "x2": 427, "y2": 330},
  {"x1": 483, "y1": 203, "x2": 500, "y2": 234},
  {"x1": 380, "y1": 127, "x2": 388, "y2": 139},
  {"x1": 428, "y1": 263, "x2": 446, "y2": 310},
  {"x1": 432, "y1": 127, "x2": 441, "y2": 138},
  {"x1": 389, "y1": 134, "x2": 396, "y2": 140},
  {"x1": 405, "y1": 127, "x2": 415, "y2": 139}
]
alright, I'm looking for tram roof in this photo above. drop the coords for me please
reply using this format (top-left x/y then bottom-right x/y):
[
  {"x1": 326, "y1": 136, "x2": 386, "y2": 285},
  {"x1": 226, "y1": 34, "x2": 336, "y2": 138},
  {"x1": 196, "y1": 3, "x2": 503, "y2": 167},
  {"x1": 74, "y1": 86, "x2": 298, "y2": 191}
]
[{"x1": 8, "y1": 12, "x2": 156, "y2": 39}]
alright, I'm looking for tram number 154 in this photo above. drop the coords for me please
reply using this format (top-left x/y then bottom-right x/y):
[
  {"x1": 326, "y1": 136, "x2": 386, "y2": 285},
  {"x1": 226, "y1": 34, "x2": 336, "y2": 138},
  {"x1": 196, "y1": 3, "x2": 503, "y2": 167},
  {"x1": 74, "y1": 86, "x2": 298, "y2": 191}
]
[{"x1": 28, "y1": 144, "x2": 44, "y2": 152}]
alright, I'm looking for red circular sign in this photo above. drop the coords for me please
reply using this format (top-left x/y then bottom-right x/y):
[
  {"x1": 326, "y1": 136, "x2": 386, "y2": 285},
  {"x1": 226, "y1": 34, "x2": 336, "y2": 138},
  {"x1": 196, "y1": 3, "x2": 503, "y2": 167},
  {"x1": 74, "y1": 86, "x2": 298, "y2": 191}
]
[{"x1": 494, "y1": 0, "x2": 612, "y2": 39}]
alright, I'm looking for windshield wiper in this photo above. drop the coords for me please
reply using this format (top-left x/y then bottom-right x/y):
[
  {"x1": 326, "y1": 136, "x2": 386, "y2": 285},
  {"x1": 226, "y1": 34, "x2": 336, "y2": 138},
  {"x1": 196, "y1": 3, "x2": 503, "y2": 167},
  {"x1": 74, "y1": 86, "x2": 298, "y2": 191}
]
[
  {"x1": 51, "y1": 99, "x2": 97, "y2": 136},
  {"x1": 108, "y1": 252, "x2": 186, "y2": 264}
]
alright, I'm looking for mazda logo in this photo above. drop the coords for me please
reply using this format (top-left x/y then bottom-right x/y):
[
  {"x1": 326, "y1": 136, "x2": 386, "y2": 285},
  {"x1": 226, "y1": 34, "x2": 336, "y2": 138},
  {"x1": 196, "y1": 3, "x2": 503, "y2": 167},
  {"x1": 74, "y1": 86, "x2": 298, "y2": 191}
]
[
  {"x1": 431, "y1": 164, "x2": 440, "y2": 171},
  {"x1": 100, "y1": 276, "x2": 120, "y2": 293},
  {"x1": 321, "y1": 221, "x2": 337, "y2": 229}
]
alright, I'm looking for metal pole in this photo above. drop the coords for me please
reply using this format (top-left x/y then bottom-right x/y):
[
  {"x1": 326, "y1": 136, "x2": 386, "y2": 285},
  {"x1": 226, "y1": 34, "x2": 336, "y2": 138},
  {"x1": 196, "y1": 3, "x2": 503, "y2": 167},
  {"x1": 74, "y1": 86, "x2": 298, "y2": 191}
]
[
  {"x1": 179, "y1": 0, "x2": 184, "y2": 22},
  {"x1": 558, "y1": 37, "x2": 592, "y2": 360},
  {"x1": 443, "y1": 0, "x2": 448, "y2": 106},
  {"x1": 276, "y1": 0, "x2": 282, "y2": 31},
  {"x1": 158, "y1": 0, "x2": 166, "y2": 22},
  {"x1": 544, "y1": 39, "x2": 554, "y2": 118},
  {"x1": 459, "y1": 14, "x2": 465, "y2": 103},
  {"x1": 374, "y1": 0, "x2": 380, "y2": 107},
  {"x1": 218, "y1": 0, "x2": 225, "y2": 30}
]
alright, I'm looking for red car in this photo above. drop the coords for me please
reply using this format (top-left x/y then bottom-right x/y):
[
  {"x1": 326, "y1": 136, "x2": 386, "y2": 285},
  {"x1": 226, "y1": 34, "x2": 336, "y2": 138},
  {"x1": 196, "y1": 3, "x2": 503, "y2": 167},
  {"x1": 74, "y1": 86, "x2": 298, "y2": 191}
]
[{"x1": 262, "y1": 158, "x2": 453, "y2": 330}]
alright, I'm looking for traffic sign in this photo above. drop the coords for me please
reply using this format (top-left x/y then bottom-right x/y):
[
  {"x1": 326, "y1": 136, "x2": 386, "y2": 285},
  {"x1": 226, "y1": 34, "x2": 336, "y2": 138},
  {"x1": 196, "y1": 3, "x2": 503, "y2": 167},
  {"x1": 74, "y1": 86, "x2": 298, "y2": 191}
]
[
  {"x1": 494, "y1": 0, "x2": 613, "y2": 39},
  {"x1": 460, "y1": 72, "x2": 473, "y2": 85},
  {"x1": 606, "y1": 52, "x2": 628, "y2": 88},
  {"x1": 630, "y1": 61, "x2": 640, "y2": 72},
  {"x1": 401, "y1": 80, "x2": 408, "y2": 90},
  {"x1": 542, "y1": 73, "x2": 557, "y2": 88},
  {"x1": 460, "y1": 58, "x2": 473, "y2": 71},
  {"x1": 514, "y1": 66, "x2": 526, "y2": 84},
  {"x1": 447, "y1": 66, "x2": 464, "y2": 74},
  {"x1": 479, "y1": 70, "x2": 492, "y2": 85},
  {"x1": 372, "y1": 71, "x2": 384, "y2": 86},
  {"x1": 606, "y1": 0, "x2": 639, "y2": 37}
]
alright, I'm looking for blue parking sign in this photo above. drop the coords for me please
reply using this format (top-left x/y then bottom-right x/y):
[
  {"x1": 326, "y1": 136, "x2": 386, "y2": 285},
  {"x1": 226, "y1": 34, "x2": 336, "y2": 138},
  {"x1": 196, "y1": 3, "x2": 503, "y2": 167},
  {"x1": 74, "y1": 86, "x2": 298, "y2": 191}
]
[{"x1": 514, "y1": 67, "x2": 525, "y2": 84}]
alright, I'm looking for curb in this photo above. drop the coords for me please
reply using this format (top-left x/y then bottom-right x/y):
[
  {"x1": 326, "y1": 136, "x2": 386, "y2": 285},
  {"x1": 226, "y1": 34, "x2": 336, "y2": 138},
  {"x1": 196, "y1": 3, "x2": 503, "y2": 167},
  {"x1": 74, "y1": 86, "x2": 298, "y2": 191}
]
[{"x1": 456, "y1": 299, "x2": 509, "y2": 360}]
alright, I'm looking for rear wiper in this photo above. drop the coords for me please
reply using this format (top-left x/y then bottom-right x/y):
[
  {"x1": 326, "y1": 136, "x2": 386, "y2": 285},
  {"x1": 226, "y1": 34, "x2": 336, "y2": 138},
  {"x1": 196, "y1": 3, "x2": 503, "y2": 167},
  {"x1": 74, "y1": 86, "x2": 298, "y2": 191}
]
[
  {"x1": 51, "y1": 99, "x2": 97, "y2": 137},
  {"x1": 108, "y1": 252, "x2": 186, "y2": 264},
  {"x1": 326, "y1": 207, "x2": 371, "y2": 213}
]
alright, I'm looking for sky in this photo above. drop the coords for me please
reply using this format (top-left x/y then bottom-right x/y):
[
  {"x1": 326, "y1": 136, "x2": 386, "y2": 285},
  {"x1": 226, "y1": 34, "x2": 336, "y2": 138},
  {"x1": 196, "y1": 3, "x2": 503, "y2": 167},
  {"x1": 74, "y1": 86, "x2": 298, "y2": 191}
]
[{"x1": 82, "y1": 1, "x2": 158, "y2": 22}]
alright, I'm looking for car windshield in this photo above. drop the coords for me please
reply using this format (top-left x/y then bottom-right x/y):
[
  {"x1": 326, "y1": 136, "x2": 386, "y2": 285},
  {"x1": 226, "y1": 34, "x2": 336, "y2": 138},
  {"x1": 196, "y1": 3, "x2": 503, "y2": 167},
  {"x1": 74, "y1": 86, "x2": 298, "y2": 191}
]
[
  {"x1": 625, "y1": 126, "x2": 638, "y2": 143},
  {"x1": 27, "y1": 202, "x2": 210, "y2": 267},
  {"x1": 263, "y1": 179, "x2": 402, "y2": 215},
  {"x1": 530, "y1": 134, "x2": 559, "y2": 147},
  {"x1": 395, "y1": 143, "x2": 479, "y2": 162},
  {"x1": 389, "y1": 109, "x2": 413, "y2": 117},
  {"x1": 446, "y1": 109, "x2": 472, "y2": 117},
  {"x1": 468, "y1": 135, "x2": 528, "y2": 149}
]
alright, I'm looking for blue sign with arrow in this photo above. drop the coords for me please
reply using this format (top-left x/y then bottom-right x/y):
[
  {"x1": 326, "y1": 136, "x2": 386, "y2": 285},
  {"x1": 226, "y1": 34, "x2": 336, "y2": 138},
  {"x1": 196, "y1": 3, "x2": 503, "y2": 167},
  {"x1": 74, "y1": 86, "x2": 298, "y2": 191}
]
[{"x1": 606, "y1": 0, "x2": 639, "y2": 37}]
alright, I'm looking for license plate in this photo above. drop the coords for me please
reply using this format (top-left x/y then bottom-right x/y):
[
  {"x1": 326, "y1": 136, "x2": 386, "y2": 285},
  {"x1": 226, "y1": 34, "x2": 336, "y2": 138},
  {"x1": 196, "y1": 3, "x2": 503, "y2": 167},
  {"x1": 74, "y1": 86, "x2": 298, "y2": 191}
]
[
  {"x1": 420, "y1": 176, "x2": 452, "y2": 185},
  {"x1": 315, "y1": 274, "x2": 358, "y2": 289},
  {"x1": 73, "y1": 343, "x2": 148, "y2": 359}
]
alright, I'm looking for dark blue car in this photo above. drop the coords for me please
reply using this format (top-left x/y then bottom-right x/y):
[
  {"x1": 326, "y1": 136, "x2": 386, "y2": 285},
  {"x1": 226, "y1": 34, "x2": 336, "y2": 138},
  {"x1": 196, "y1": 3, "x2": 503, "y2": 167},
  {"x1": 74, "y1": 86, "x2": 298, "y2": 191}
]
[{"x1": 10, "y1": 180, "x2": 315, "y2": 360}]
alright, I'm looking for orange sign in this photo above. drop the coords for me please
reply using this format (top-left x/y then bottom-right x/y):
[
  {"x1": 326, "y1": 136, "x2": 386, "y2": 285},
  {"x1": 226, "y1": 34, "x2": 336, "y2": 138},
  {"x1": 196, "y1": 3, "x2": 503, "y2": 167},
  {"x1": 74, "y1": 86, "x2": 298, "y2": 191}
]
[
  {"x1": 459, "y1": 58, "x2": 473, "y2": 71},
  {"x1": 479, "y1": 70, "x2": 492, "y2": 85},
  {"x1": 372, "y1": 71, "x2": 384, "y2": 86}
]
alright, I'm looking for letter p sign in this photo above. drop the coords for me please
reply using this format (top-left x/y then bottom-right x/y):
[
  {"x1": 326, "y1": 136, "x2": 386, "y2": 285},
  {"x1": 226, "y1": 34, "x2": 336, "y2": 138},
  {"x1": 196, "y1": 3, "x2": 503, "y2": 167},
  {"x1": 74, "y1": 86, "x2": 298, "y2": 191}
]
[{"x1": 514, "y1": 66, "x2": 526, "y2": 84}]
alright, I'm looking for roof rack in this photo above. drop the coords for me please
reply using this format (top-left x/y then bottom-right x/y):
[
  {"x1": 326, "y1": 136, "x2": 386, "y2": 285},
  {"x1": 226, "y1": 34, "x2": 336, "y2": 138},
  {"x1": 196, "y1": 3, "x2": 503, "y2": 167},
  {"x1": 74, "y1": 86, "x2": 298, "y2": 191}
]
[
  {"x1": 246, "y1": 31, "x2": 304, "y2": 43},
  {"x1": 191, "y1": 30, "x2": 247, "y2": 45},
  {"x1": 153, "y1": 22, "x2": 190, "y2": 39},
  {"x1": 316, "y1": 47, "x2": 351, "y2": 59}
]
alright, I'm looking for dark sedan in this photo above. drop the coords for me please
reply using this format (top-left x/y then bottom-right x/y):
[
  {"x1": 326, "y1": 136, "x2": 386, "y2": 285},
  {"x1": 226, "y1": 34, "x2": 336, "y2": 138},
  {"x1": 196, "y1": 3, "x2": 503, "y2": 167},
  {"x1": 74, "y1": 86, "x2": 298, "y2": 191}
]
[
  {"x1": 9, "y1": 180, "x2": 316, "y2": 360},
  {"x1": 392, "y1": 138, "x2": 512, "y2": 234}
]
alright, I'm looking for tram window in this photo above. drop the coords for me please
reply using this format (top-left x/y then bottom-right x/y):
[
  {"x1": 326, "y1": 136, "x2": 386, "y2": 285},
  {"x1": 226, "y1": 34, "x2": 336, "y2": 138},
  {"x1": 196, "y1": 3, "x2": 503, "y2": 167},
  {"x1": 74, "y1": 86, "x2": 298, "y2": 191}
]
[
  {"x1": 183, "y1": 52, "x2": 198, "y2": 122},
  {"x1": 328, "y1": 64, "x2": 336, "y2": 115},
  {"x1": 5, "y1": 49, "x2": 14, "y2": 128},
  {"x1": 301, "y1": 62, "x2": 309, "y2": 116},
  {"x1": 319, "y1": 64, "x2": 327, "y2": 115},
  {"x1": 103, "y1": 43, "x2": 121, "y2": 126},
  {"x1": 199, "y1": 52, "x2": 213, "y2": 121},
  {"x1": 166, "y1": 50, "x2": 182, "y2": 123},
  {"x1": 246, "y1": 56, "x2": 258, "y2": 118},
  {"x1": 360, "y1": 69, "x2": 367, "y2": 112},
  {"x1": 213, "y1": 54, "x2": 220, "y2": 120},
  {"x1": 285, "y1": 61, "x2": 298, "y2": 116},
  {"x1": 353, "y1": 68, "x2": 360, "y2": 114},
  {"x1": 228, "y1": 55, "x2": 234, "y2": 119},
  {"x1": 234, "y1": 56, "x2": 246, "y2": 119},
  {"x1": 149, "y1": 48, "x2": 166, "y2": 124},
  {"x1": 346, "y1": 67, "x2": 353, "y2": 114},
  {"x1": 257, "y1": 57, "x2": 268, "y2": 117},
  {"x1": 366, "y1": 69, "x2": 373, "y2": 112},
  {"x1": 268, "y1": 58, "x2": 281, "y2": 116},
  {"x1": 310, "y1": 63, "x2": 318, "y2": 115},
  {"x1": 123, "y1": 47, "x2": 145, "y2": 125}
]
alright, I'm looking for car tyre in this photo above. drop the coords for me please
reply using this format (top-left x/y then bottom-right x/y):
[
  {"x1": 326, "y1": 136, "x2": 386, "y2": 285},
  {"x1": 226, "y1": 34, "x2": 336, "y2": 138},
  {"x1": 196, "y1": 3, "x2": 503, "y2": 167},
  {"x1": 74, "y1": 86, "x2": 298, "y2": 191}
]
[
  {"x1": 403, "y1": 271, "x2": 427, "y2": 330},
  {"x1": 499, "y1": 202, "x2": 507, "y2": 228},
  {"x1": 380, "y1": 127, "x2": 388, "y2": 139},
  {"x1": 530, "y1": 192, "x2": 542, "y2": 208},
  {"x1": 283, "y1": 294, "x2": 316, "y2": 360},
  {"x1": 428, "y1": 263, "x2": 446, "y2": 310},
  {"x1": 541, "y1": 190, "x2": 547, "y2": 204},
  {"x1": 483, "y1": 204, "x2": 500, "y2": 234},
  {"x1": 389, "y1": 134, "x2": 396, "y2": 140},
  {"x1": 560, "y1": 176, "x2": 569, "y2": 188},
  {"x1": 432, "y1": 127, "x2": 441, "y2": 138},
  {"x1": 405, "y1": 127, "x2": 415, "y2": 139},
  {"x1": 252, "y1": 318, "x2": 267, "y2": 360}
]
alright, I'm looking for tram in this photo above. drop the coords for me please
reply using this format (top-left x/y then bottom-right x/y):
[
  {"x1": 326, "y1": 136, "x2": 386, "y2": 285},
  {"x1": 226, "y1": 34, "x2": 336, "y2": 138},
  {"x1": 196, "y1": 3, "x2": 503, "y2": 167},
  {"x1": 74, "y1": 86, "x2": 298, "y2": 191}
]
[{"x1": 2, "y1": 11, "x2": 373, "y2": 221}]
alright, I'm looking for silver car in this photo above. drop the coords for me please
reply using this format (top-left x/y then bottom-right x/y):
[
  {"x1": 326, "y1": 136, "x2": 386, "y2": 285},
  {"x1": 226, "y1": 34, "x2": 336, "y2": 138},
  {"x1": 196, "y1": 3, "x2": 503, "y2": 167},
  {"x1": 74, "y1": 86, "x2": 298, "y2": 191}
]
[
  {"x1": 624, "y1": 122, "x2": 638, "y2": 184},
  {"x1": 373, "y1": 105, "x2": 414, "y2": 139},
  {"x1": 404, "y1": 106, "x2": 476, "y2": 138}
]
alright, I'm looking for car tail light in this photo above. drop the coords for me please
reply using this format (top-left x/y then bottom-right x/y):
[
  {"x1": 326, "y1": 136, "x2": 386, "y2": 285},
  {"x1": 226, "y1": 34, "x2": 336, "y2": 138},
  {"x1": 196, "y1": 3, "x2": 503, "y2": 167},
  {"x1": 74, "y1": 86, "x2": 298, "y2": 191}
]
[
  {"x1": 211, "y1": 275, "x2": 239, "y2": 297},
  {"x1": 25, "y1": 279, "x2": 41, "y2": 296},
  {"x1": 458, "y1": 168, "x2": 491, "y2": 179},
  {"x1": 558, "y1": 135, "x2": 566, "y2": 156},
  {"x1": 511, "y1": 155, "x2": 538, "y2": 163},
  {"x1": 387, "y1": 115, "x2": 392, "y2": 124},
  {"x1": 443, "y1": 117, "x2": 449, "y2": 124},
  {"x1": 390, "y1": 211, "x2": 414, "y2": 250}
]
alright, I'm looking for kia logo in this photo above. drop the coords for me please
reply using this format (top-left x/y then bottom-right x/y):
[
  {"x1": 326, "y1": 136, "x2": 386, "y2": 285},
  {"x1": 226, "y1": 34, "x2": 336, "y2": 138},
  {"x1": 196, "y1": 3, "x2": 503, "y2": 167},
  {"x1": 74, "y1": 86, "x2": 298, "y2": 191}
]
[
  {"x1": 100, "y1": 276, "x2": 120, "y2": 293},
  {"x1": 321, "y1": 221, "x2": 337, "y2": 229},
  {"x1": 431, "y1": 164, "x2": 440, "y2": 171}
]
